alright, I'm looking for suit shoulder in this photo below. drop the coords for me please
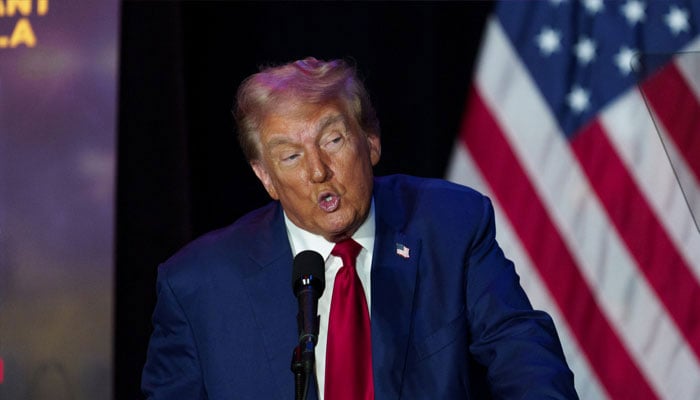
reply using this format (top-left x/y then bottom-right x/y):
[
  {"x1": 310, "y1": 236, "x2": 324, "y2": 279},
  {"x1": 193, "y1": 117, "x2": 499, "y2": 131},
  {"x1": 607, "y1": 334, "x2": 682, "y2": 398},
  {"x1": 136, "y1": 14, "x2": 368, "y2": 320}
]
[
  {"x1": 375, "y1": 174, "x2": 489, "y2": 213},
  {"x1": 159, "y1": 202, "x2": 281, "y2": 281},
  {"x1": 373, "y1": 174, "x2": 495, "y2": 246}
]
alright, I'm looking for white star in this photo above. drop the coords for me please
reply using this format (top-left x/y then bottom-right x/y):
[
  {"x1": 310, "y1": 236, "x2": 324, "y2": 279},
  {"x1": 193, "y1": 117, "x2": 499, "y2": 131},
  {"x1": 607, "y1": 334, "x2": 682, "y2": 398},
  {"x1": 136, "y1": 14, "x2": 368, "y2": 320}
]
[
  {"x1": 621, "y1": 0, "x2": 646, "y2": 25},
  {"x1": 549, "y1": 0, "x2": 567, "y2": 6},
  {"x1": 583, "y1": 0, "x2": 604, "y2": 15},
  {"x1": 567, "y1": 85, "x2": 591, "y2": 113},
  {"x1": 665, "y1": 6, "x2": 690, "y2": 35},
  {"x1": 574, "y1": 37, "x2": 597, "y2": 65},
  {"x1": 614, "y1": 46, "x2": 639, "y2": 75},
  {"x1": 536, "y1": 27, "x2": 562, "y2": 56}
]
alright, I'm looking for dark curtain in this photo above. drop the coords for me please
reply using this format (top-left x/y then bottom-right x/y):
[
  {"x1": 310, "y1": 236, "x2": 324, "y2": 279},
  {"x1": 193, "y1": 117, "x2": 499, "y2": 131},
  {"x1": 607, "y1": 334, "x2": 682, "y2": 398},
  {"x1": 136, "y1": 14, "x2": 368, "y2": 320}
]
[{"x1": 115, "y1": 1, "x2": 492, "y2": 398}]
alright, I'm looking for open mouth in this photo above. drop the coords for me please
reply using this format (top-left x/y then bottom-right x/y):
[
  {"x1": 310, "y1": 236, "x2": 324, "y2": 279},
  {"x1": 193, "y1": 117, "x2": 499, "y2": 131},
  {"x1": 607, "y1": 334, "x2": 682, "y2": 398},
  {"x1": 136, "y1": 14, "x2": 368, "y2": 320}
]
[{"x1": 318, "y1": 192, "x2": 340, "y2": 212}]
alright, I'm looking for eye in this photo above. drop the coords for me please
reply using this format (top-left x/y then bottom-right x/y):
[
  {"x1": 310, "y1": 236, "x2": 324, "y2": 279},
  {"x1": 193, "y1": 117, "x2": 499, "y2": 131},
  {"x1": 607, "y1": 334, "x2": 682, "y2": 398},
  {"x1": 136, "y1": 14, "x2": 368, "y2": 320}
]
[
  {"x1": 323, "y1": 134, "x2": 344, "y2": 151},
  {"x1": 278, "y1": 151, "x2": 301, "y2": 166}
]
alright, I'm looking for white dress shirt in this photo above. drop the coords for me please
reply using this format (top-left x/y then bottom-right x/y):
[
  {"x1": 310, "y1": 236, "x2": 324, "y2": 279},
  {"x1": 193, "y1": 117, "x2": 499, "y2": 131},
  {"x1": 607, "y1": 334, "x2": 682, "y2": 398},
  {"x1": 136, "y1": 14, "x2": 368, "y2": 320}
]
[{"x1": 284, "y1": 199, "x2": 376, "y2": 400}]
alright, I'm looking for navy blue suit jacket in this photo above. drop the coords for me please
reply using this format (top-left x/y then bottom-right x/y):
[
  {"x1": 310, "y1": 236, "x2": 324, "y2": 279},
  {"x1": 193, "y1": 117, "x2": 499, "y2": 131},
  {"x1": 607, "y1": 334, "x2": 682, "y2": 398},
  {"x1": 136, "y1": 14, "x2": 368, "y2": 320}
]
[{"x1": 142, "y1": 175, "x2": 577, "y2": 399}]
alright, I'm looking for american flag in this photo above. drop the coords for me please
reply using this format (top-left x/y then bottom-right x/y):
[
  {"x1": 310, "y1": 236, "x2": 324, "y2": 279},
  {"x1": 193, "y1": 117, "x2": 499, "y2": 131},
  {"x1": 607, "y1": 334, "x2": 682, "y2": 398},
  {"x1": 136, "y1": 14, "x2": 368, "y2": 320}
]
[
  {"x1": 446, "y1": 1, "x2": 700, "y2": 399},
  {"x1": 395, "y1": 243, "x2": 410, "y2": 259}
]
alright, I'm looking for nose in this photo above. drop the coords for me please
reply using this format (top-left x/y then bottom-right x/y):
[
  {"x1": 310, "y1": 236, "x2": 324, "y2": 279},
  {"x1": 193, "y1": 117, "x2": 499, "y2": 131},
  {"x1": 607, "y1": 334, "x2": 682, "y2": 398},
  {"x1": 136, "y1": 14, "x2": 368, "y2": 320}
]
[{"x1": 307, "y1": 149, "x2": 330, "y2": 183}]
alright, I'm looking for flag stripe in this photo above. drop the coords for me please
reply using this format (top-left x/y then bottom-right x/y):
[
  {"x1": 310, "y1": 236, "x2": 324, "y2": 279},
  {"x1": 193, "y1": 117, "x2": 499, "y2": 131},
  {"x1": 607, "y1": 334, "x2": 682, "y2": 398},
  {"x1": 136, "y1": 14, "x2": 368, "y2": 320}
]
[
  {"x1": 599, "y1": 87, "x2": 700, "y2": 283},
  {"x1": 676, "y1": 38, "x2": 700, "y2": 95},
  {"x1": 471, "y1": 18, "x2": 700, "y2": 398},
  {"x1": 640, "y1": 63, "x2": 700, "y2": 183},
  {"x1": 646, "y1": 114, "x2": 700, "y2": 238},
  {"x1": 598, "y1": 89, "x2": 700, "y2": 398},
  {"x1": 448, "y1": 5, "x2": 700, "y2": 398},
  {"x1": 570, "y1": 121, "x2": 700, "y2": 359},
  {"x1": 638, "y1": 58, "x2": 700, "y2": 233},
  {"x1": 447, "y1": 145, "x2": 610, "y2": 400},
  {"x1": 459, "y1": 88, "x2": 657, "y2": 399}
]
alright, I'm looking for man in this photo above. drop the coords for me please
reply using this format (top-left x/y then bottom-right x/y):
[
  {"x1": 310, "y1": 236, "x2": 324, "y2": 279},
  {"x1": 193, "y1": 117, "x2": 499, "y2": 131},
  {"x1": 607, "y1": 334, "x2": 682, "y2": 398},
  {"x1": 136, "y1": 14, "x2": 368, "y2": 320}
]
[{"x1": 142, "y1": 57, "x2": 578, "y2": 399}]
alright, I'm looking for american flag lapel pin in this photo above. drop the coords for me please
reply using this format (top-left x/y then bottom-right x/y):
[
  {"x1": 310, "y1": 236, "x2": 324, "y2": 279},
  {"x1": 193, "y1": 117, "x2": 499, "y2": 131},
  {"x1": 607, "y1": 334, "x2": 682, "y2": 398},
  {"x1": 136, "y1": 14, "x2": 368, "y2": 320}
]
[{"x1": 395, "y1": 243, "x2": 410, "y2": 259}]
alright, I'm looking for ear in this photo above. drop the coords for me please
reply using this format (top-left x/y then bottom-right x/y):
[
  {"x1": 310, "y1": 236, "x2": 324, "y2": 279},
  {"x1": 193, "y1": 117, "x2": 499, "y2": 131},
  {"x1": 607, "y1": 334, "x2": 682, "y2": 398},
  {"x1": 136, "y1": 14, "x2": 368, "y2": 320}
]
[
  {"x1": 367, "y1": 133, "x2": 381, "y2": 166},
  {"x1": 251, "y1": 161, "x2": 279, "y2": 200}
]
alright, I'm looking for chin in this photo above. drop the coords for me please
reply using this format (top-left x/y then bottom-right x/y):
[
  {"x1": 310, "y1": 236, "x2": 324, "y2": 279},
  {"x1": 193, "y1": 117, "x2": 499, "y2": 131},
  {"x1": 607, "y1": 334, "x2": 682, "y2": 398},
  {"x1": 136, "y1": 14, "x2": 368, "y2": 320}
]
[{"x1": 316, "y1": 220, "x2": 346, "y2": 237}]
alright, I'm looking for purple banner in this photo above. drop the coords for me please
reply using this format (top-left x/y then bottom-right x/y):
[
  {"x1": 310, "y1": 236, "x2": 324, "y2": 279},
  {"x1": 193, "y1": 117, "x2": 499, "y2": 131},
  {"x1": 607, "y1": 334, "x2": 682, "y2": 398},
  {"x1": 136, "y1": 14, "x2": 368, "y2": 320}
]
[{"x1": 0, "y1": 1, "x2": 118, "y2": 398}]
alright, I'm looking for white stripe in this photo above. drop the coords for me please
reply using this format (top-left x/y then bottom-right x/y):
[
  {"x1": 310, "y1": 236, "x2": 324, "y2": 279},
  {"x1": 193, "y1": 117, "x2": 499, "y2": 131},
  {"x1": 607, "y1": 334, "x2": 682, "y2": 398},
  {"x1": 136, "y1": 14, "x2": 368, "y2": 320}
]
[
  {"x1": 672, "y1": 49, "x2": 700, "y2": 233},
  {"x1": 447, "y1": 145, "x2": 609, "y2": 400},
  {"x1": 474, "y1": 17, "x2": 700, "y2": 399},
  {"x1": 676, "y1": 37, "x2": 700, "y2": 94},
  {"x1": 600, "y1": 88, "x2": 700, "y2": 281}
]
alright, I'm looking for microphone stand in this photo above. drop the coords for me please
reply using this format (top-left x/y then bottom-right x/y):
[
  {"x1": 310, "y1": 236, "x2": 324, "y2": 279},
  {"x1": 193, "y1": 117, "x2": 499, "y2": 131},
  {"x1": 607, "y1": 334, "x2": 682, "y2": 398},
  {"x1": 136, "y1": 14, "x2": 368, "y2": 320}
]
[
  {"x1": 291, "y1": 338, "x2": 316, "y2": 400},
  {"x1": 291, "y1": 345, "x2": 307, "y2": 400}
]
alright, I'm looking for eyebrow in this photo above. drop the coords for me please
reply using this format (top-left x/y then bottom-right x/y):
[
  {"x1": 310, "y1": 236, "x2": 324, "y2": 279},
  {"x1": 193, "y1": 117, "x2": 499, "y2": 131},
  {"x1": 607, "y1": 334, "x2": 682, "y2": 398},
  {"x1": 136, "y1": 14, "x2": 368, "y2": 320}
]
[
  {"x1": 265, "y1": 113, "x2": 348, "y2": 150},
  {"x1": 316, "y1": 114, "x2": 347, "y2": 133}
]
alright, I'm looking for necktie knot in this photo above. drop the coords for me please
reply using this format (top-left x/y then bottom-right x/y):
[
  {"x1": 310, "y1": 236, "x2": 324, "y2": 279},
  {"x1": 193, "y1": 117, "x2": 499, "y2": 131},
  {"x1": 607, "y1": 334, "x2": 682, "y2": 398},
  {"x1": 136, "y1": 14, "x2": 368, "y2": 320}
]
[{"x1": 331, "y1": 238, "x2": 362, "y2": 269}]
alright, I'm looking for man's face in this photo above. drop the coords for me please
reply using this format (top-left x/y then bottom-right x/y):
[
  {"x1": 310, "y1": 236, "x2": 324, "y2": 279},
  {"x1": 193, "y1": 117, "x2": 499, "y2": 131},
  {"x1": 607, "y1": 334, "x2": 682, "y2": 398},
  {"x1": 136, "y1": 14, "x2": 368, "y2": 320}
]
[{"x1": 251, "y1": 101, "x2": 381, "y2": 243}]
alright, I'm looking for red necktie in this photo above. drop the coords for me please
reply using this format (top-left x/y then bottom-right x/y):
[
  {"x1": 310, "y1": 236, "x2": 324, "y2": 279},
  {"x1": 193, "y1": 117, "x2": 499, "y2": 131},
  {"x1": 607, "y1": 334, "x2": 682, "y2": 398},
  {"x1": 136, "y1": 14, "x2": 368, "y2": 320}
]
[{"x1": 325, "y1": 238, "x2": 374, "y2": 400}]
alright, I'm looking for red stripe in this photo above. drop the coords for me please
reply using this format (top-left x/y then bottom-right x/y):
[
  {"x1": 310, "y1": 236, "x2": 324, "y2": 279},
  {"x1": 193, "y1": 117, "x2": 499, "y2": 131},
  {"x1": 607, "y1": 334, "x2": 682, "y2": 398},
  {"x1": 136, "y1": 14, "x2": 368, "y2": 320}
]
[
  {"x1": 460, "y1": 88, "x2": 658, "y2": 399},
  {"x1": 641, "y1": 63, "x2": 700, "y2": 183},
  {"x1": 571, "y1": 120, "x2": 700, "y2": 359}
]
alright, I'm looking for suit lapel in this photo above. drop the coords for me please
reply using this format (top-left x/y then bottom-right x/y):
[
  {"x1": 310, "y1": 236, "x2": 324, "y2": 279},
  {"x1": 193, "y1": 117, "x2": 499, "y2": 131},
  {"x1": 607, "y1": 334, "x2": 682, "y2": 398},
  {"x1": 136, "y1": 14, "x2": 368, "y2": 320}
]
[
  {"x1": 371, "y1": 182, "x2": 420, "y2": 400},
  {"x1": 242, "y1": 204, "x2": 301, "y2": 400}
]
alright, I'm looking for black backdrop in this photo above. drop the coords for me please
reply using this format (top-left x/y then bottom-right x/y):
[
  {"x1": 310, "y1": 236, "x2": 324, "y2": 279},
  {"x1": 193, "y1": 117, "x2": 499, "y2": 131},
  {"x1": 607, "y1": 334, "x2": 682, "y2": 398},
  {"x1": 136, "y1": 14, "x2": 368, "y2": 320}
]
[{"x1": 116, "y1": 1, "x2": 492, "y2": 398}]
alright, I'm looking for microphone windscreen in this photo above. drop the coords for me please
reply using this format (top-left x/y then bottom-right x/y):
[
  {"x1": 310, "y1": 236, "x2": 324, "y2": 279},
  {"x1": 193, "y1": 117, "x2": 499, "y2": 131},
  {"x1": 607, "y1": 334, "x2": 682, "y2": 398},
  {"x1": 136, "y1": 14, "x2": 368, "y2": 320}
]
[{"x1": 292, "y1": 250, "x2": 326, "y2": 295}]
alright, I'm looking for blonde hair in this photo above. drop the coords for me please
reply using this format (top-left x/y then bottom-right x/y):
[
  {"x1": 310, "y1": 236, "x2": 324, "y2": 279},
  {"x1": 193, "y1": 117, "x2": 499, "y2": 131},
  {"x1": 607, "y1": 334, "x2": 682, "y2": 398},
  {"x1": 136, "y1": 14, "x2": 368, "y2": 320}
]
[{"x1": 234, "y1": 57, "x2": 380, "y2": 161}]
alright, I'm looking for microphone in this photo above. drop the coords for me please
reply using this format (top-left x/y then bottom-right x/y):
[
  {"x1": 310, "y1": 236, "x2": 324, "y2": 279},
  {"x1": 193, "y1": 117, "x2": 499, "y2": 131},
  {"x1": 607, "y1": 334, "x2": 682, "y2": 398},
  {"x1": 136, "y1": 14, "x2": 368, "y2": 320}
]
[
  {"x1": 291, "y1": 251, "x2": 325, "y2": 400},
  {"x1": 292, "y1": 250, "x2": 326, "y2": 351}
]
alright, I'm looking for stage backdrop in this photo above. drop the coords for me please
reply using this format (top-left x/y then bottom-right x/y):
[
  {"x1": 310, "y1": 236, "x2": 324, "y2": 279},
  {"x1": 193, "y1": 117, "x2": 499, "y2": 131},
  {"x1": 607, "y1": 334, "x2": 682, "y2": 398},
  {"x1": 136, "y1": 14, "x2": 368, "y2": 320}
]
[{"x1": 0, "y1": 1, "x2": 118, "y2": 398}]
